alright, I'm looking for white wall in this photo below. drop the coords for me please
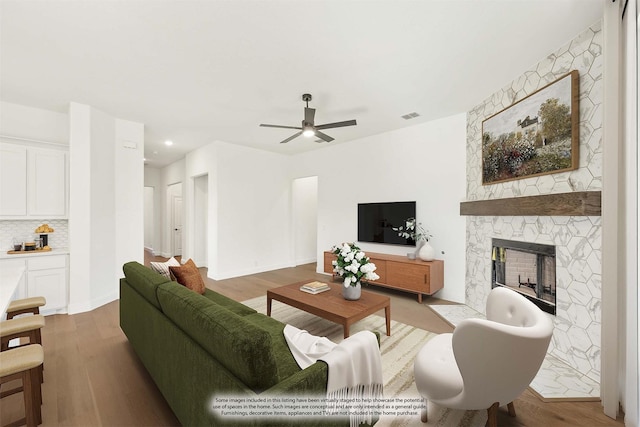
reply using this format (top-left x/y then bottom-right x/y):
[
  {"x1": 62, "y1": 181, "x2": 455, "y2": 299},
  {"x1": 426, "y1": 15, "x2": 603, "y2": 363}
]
[
  {"x1": 183, "y1": 142, "x2": 216, "y2": 269},
  {"x1": 290, "y1": 113, "x2": 467, "y2": 303},
  {"x1": 621, "y1": 0, "x2": 638, "y2": 423},
  {"x1": 68, "y1": 103, "x2": 91, "y2": 313},
  {"x1": 144, "y1": 187, "x2": 155, "y2": 250},
  {"x1": 114, "y1": 118, "x2": 144, "y2": 279},
  {"x1": 182, "y1": 141, "x2": 293, "y2": 279},
  {"x1": 215, "y1": 141, "x2": 293, "y2": 279},
  {"x1": 292, "y1": 176, "x2": 318, "y2": 265},
  {"x1": 68, "y1": 102, "x2": 143, "y2": 314},
  {"x1": 193, "y1": 174, "x2": 208, "y2": 266},
  {"x1": 0, "y1": 101, "x2": 68, "y2": 144}
]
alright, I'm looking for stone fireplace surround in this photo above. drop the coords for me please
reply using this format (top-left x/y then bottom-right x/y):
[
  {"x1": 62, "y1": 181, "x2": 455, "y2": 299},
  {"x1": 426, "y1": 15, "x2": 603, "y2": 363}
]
[{"x1": 432, "y1": 21, "x2": 603, "y2": 401}]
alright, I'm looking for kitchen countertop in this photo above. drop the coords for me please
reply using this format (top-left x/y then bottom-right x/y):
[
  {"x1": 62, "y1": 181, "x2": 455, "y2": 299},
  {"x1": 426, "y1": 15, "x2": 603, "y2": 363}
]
[
  {"x1": 0, "y1": 247, "x2": 69, "y2": 260},
  {"x1": 0, "y1": 263, "x2": 26, "y2": 314}
]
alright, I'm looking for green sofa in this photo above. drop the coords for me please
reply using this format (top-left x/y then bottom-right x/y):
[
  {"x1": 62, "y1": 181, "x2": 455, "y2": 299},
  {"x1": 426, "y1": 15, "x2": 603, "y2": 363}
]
[{"x1": 119, "y1": 261, "x2": 363, "y2": 427}]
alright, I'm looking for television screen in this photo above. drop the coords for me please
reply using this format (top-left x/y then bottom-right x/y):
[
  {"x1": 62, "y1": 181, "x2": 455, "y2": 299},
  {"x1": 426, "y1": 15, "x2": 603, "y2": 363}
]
[{"x1": 357, "y1": 201, "x2": 416, "y2": 246}]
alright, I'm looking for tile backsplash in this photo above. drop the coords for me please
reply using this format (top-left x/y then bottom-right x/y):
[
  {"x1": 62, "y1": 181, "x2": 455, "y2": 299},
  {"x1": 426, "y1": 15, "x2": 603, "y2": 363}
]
[{"x1": 0, "y1": 220, "x2": 69, "y2": 250}]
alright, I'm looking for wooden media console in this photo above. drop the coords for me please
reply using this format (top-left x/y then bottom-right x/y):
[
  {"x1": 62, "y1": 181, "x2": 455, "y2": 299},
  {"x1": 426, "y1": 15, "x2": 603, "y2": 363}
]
[{"x1": 324, "y1": 251, "x2": 444, "y2": 303}]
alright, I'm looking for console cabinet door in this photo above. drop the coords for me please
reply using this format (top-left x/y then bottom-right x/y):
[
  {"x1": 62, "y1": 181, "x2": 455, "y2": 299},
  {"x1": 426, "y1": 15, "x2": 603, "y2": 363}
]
[
  {"x1": 386, "y1": 261, "x2": 431, "y2": 294},
  {"x1": 367, "y1": 257, "x2": 387, "y2": 283},
  {"x1": 0, "y1": 144, "x2": 27, "y2": 216},
  {"x1": 28, "y1": 148, "x2": 67, "y2": 217}
]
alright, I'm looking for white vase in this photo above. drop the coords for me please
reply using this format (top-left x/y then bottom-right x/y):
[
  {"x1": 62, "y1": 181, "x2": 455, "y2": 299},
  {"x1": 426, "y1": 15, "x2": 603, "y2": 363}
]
[
  {"x1": 418, "y1": 241, "x2": 436, "y2": 261},
  {"x1": 342, "y1": 282, "x2": 362, "y2": 300}
]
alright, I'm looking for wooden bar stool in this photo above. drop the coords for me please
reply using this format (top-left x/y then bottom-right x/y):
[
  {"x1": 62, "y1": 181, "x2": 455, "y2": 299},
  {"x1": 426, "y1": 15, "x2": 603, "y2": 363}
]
[
  {"x1": 0, "y1": 316, "x2": 45, "y2": 384},
  {"x1": 6, "y1": 297, "x2": 46, "y2": 320},
  {"x1": 0, "y1": 344, "x2": 44, "y2": 427},
  {"x1": 5, "y1": 298, "x2": 46, "y2": 350}
]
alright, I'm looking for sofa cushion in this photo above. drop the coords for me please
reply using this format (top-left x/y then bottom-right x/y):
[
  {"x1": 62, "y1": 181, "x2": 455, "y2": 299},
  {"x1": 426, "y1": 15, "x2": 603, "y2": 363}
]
[
  {"x1": 201, "y1": 289, "x2": 257, "y2": 316},
  {"x1": 149, "y1": 257, "x2": 180, "y2": 279},
  {"x1": 169, "y1": 259, "x2": 206, "y2": 294},
  {"x1": 157, "y1": 282, "x2": 287, "y2": 391},
  {"x1": 123, "y1": 261, "x2": 170, "y2": 309}
]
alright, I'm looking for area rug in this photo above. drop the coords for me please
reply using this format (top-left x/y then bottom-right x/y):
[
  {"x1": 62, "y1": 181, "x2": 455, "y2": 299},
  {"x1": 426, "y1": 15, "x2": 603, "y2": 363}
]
[{"x1": 242, "y1": 296, "x2": 487, "y2": 427}]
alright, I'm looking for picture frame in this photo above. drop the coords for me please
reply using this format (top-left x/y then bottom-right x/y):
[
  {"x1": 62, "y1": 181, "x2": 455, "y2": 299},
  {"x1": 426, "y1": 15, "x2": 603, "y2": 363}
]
[{"x1": 482, "y1": 70, "x2": 579, "y2": 185}]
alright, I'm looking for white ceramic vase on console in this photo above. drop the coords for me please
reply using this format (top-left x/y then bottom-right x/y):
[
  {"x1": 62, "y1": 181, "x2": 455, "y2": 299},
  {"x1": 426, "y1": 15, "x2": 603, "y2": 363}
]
[{"x1": 418, "y1": 241, "x2": 436, "y2": 261}]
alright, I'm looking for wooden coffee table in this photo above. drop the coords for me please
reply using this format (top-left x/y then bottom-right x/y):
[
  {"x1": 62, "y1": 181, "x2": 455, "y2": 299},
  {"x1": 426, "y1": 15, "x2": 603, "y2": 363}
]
[{"x1": 267, "y1": 281, "x2": 391, "y2": 339}]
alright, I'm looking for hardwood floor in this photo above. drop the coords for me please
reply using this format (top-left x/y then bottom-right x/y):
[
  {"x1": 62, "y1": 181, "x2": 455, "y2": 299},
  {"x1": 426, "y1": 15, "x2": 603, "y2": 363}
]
[{"x1": 0, "y1": 256, "x2": 624, "y2": 426}]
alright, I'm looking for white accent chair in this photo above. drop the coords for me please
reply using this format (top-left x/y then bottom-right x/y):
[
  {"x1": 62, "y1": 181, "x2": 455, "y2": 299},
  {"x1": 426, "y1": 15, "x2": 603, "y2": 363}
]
[{"x1": 414, "y1": 286, "x2": 553, "y2": 427}]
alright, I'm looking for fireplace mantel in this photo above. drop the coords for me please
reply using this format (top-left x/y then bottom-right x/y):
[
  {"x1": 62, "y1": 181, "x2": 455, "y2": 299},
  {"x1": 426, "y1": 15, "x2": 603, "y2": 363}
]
[{"x1": 460, "y1": 191, "x2": 601, "y2": 216}]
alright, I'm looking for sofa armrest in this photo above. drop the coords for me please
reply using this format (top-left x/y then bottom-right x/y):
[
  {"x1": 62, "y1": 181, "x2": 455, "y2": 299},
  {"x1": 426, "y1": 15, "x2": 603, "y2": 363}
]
[{"x1": 263, "y1": 361, "x2": 329, "y2": 396}]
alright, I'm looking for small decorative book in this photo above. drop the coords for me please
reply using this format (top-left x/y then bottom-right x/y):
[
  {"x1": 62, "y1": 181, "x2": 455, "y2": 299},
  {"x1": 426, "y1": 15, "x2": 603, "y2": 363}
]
[{"x1": 300, "y1": 281, "x2": 331, "y2": 294}]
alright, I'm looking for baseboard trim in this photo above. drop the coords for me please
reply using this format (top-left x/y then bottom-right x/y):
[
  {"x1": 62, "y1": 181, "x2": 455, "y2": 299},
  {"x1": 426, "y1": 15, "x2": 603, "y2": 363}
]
[
  {"x1": 67, "y1": 291, "x2": 119, "y2": 315},
  {"x1": 210, "y1": 261, "x2": 295, "y2": 281},
  {"x1": 295, "y1": 257, "x2": 317, "y2": 266}
]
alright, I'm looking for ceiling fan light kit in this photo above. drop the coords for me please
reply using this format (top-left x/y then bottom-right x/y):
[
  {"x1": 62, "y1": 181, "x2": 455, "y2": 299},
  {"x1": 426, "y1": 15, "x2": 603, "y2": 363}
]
[{"x1": 260, "y1": 93, "x2": 357, "y2": 144}]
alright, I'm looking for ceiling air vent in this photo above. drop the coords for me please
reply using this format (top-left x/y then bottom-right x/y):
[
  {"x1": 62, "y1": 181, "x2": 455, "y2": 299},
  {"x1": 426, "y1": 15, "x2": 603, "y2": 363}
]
[{"x1": 401, "y1": 112, "x2": 420, "y2": 120}]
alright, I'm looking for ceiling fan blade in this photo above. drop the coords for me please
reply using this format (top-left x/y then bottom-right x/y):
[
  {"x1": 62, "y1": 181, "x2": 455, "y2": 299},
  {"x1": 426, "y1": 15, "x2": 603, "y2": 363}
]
[
  {"x1": 314, "y1": 131, "x2": 334, "y2": 143},
  {"x1": 260, "y1": 124, "x2": 302, "y2": 130},
  {"x1": 315, "y1": 119, "x2": 357, "y2": 130},
  {"x1": 304, "y1": 107, "x2": 315, "y2": 125},
  {"x1": 279, "y1": 131, "x2": 303, "y2": 144}
]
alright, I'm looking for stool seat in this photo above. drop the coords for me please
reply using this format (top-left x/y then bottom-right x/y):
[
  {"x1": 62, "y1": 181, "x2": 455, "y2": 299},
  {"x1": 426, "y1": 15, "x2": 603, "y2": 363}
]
[
  {"x1": 0, "y1": 315, "x2": 45, "y2": 338},
  {"x1": 0, "y1": 344, "x2": 44, "y2": 377},
  {"x1": 6, "y1": 297, "x2": 46, "y2": 314},
  {"x1": 0, "y1": 344, "x2": 44, "y2": 426}
]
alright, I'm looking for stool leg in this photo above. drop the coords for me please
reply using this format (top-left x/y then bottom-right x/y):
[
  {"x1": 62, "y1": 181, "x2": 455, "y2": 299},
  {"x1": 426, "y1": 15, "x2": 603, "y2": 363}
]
[
  {"x1": 32, "y1": 366, "x2": 42, "y2": 424},
  {"x1": 23, "y1": 369, "x2": 36, "y2": 427}
]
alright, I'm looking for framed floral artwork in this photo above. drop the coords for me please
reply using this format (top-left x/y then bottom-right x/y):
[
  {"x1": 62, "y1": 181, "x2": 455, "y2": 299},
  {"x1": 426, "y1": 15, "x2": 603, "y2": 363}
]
[{"x1": 482, "y1": 70, "x2": 579, "y2": 185}]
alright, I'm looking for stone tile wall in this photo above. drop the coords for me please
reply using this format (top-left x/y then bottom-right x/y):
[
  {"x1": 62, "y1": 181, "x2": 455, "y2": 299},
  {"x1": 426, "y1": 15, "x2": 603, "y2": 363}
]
[{"x1": 465, "y1": 22, "x2": 603, "y2": 383}]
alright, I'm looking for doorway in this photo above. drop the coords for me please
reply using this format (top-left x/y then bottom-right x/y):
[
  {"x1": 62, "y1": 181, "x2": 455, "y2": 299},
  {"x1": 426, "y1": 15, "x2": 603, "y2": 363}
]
[
  {"x1": 168, "y1": 182, "x2": 183, "y2": 258},
  {"x1": 193, "y1": 174, "x2": 208, "y2": 267}
]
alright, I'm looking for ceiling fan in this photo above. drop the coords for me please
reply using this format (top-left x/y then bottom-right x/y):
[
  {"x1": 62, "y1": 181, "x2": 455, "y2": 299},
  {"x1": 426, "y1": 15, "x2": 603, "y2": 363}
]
[{"x1": 260, "y1": 94, "x2": 357, "y2": 144}]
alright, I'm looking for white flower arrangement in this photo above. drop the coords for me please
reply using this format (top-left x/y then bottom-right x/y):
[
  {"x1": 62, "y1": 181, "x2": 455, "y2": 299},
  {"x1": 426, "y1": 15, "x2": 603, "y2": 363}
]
[
  {"x1": 331, "y1": 242, "x2": 380, "y2": 288},
  {"x1": 392, "y1": 217, "x2": 432, "y2": 243}
]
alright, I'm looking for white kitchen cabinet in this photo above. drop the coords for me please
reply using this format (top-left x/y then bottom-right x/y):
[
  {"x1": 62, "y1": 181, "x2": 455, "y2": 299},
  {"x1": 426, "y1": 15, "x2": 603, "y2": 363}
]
[
  {"x1": 0, "y1": 254, "x2": 68, "y2": 315},
  {"x1": 0, "y1": 144, "x2": 27, "y2": 216},
  {"x1": 0, "y1": 142, "x2": 67, "y2": 219},
  {"x1": 28, "y1": 148, "x2": 67, "y2": 217},
  {"x1": 27, "y1": 255, "x2": 67, "y2": 314}
]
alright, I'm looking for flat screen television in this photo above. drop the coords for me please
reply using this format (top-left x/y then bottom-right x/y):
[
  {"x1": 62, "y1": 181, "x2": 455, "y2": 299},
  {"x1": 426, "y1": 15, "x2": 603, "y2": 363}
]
[{"x1": 357, "y1": 201, "x2": 416, "y2": 246}]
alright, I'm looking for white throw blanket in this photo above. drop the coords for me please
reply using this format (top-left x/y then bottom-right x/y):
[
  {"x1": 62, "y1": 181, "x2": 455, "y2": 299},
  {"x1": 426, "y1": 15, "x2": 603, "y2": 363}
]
[{"x1": 283, "y1": 325, "x2": 383, "y2": 427}]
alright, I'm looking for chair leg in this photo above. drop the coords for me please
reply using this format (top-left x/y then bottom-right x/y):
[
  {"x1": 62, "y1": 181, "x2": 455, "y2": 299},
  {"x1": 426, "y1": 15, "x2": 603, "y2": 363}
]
[
  {"x1": 507, "y1": 401, "x2": 516, "y2": 417},
  {"x1": 486, "y1": 402, "x2": 499, "y2": 427}
]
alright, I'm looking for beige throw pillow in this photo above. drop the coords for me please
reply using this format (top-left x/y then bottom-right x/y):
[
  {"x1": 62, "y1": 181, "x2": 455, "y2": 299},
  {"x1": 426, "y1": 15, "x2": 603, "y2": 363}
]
[{"x1": 150, "y1": 257, "x2": 180, "y2": 279}]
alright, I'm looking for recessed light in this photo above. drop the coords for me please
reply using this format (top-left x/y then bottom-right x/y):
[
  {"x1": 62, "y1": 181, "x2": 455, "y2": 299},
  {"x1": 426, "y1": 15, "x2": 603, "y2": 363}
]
[{"x1": 165, "y1": 140, "x2": 174, "y2": 146}]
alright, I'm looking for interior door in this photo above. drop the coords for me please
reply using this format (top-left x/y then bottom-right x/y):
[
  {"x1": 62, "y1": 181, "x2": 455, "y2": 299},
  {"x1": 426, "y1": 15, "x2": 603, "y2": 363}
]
[{"x1": 172, "y1": 196, "x2": 182, "y2": 256}]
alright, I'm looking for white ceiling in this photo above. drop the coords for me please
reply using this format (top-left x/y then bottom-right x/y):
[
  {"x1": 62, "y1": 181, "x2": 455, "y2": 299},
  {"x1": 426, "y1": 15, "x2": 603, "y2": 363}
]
[{"x1": 1, "y1": 0, "x2": 604, "y2": 167}]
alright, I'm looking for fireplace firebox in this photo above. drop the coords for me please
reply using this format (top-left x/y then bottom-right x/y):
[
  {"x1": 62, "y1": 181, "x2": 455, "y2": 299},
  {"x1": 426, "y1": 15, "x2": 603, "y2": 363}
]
[{"x1": 491, "y1": 238, "x2": 556, "y2": 315}]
